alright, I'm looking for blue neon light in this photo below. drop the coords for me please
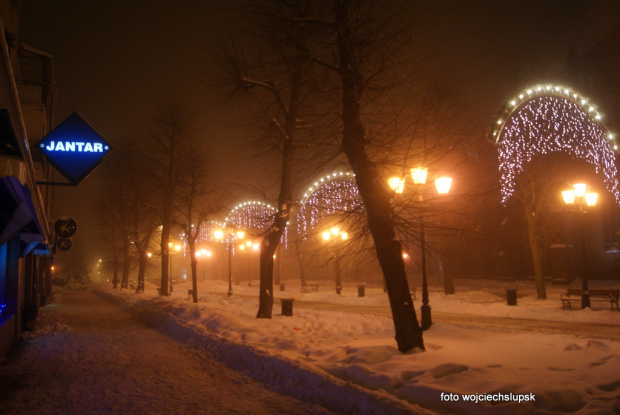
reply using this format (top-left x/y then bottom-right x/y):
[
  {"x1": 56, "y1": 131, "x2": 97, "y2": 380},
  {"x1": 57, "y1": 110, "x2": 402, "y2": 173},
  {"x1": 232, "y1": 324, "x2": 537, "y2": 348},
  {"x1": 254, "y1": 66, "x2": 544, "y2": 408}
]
[{"x1": 37, "y1": 113, "x2": 112, "y2": 184}]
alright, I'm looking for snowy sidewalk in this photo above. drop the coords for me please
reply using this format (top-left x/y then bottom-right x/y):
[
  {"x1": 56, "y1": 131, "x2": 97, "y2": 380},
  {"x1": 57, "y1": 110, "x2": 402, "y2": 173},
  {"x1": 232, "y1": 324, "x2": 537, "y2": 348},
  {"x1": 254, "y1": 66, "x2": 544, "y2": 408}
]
[
  {"x1": 0, "y1": 291, "x2": 334, "y2": 415},
  {"x1": 95, "y1": 280, "x2": 620, "y2": 414}
]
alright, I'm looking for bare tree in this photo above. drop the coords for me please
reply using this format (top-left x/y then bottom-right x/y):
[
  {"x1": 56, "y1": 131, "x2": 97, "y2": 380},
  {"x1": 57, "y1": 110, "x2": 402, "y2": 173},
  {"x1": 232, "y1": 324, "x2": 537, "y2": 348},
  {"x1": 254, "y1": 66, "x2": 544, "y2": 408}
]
[
  {"x1": 97, "y1": 145, "x2": 137, "y2": 290},
  {"x1": 143, "y1": 97, "x2": 195, "y2": 296},
  {"x1": 213, "y1": 0, "x2": 328, "y2": 318},
  {"x1": 176, "y1": 149, "x2": 226, "y2": 303},
  {"x1": 509, "y1": 154, "x2": 598, "y2": 299},
  {"x1": 305, "y1": 0, "x2": 430, "y2": 352}
]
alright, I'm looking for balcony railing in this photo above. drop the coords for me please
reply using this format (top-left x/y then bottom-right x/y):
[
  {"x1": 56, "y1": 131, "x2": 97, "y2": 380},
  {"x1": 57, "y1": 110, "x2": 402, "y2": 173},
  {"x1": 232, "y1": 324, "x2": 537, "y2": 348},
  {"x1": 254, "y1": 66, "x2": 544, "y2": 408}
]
[{"x1": 15, "y1": 80, "x2": 45, "y2": 105}]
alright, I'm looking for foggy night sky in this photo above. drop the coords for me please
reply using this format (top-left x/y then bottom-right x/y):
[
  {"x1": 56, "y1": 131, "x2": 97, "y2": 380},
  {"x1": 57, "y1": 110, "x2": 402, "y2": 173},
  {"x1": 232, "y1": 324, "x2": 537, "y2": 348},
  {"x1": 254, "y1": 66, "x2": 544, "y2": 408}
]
[{"x1": 17, "y1": 0, "x2": 620, "y2": 268}]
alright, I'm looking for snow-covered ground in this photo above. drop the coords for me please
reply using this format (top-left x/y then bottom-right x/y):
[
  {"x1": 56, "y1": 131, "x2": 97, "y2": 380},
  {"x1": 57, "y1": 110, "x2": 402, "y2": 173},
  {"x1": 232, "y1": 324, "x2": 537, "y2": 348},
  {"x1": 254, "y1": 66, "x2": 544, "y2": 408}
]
[{"x1": 92, "y1": 278, "x2": 620, "y2": 414}]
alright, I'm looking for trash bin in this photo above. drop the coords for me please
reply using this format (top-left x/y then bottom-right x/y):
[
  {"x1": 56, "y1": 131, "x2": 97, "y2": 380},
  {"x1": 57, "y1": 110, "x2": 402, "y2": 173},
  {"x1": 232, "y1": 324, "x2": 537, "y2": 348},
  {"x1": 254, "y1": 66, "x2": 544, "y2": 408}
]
[
  {"x1": 281, "y1": 298, "x2": 294, "y2": 316},
  {"x1": 358, "y1": 284, "x2": 366, "y2": 297},
  {"x1": 505, "y1": 289, "x2": 517, "y2": 306},
  {"x1": 280, "y1": 283, "x2": 285, "y2": 291}
]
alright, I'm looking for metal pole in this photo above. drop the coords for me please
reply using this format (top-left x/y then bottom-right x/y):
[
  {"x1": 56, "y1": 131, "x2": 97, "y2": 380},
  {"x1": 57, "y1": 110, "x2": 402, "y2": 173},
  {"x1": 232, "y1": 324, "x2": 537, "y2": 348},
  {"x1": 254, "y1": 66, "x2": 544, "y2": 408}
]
[
  {"x1": 227, "y1": 241, "x2": 233, "y2": 297},
  {"x1": 335, "y1": 254, "x2": 342, "y2": 294},
  {"x1": 420, "y1": 218, "x2": 432, "y2": 330},
  {"x1": 580, "y1": 209, "x2": 590, "y2": 308}
]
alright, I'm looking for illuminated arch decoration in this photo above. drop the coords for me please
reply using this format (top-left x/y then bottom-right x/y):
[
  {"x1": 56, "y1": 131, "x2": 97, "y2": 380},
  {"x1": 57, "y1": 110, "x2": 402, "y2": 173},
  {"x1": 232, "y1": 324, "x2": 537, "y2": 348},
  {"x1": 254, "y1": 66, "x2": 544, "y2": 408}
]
[
  {"x1": 296, "y1": 172, "x2": 364, "y2": 238},
  {"x1": 225, "y1": 201, "x2": 279, "y2": 234},
  {"x1": 490, "y1": 84, "x2": 620, "y2": 205},
  {"x1": 196, "y1": 220, "x2": 225, "y2": 243},
  {"x1": 196, "y1": 202, "x2": 284, "y2": 250}
]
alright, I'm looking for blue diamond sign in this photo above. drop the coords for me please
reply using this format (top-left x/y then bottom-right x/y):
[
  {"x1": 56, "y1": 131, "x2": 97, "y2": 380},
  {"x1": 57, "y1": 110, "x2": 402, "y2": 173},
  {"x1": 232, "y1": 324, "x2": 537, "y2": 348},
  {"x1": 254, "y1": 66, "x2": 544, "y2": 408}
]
[{"x1": 37, "y1": 113, "x2": 112, "y2": 185}]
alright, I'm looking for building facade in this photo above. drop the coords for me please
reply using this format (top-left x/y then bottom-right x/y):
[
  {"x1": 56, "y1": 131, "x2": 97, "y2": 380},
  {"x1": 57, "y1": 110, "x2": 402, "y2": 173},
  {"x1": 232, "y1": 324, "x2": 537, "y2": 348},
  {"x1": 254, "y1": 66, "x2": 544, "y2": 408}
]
[{"x1": 0, "y1": 1, "x2": 55, "y2": 358}]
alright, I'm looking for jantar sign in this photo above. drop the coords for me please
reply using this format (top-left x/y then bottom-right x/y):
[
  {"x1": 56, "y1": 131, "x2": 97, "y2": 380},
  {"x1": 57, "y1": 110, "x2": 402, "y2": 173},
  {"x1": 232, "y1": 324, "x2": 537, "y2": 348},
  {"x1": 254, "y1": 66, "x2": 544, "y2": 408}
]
[{"x1": 37, "y1": 113, "x2": 112, "y2": 184}]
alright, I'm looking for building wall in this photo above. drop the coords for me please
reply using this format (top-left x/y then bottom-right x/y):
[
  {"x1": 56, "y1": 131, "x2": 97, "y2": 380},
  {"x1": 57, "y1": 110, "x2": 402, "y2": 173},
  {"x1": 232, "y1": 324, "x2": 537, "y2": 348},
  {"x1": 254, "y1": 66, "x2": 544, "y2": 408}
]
[{"x1": 0, "y1": 1, "x2": 55, "y2": 359}]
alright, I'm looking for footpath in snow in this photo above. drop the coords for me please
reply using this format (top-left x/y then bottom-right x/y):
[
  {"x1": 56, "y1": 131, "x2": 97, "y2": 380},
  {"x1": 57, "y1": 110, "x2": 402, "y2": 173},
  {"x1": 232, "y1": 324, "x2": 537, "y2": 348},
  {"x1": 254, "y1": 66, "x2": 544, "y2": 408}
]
[
  {"x1": 96, "y1": 277, "x2": 620, "y2": 415},
  {"x1": 0, "y1": 291, "x2": 337, "y2": 415}
]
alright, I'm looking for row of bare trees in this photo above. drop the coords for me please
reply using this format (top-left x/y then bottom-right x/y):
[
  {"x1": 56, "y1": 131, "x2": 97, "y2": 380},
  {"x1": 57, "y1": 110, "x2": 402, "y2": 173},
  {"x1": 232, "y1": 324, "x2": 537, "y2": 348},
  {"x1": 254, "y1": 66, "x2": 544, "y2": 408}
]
[
  {"x1": 97, "y1": 98, "x2": 225, "y2": 303},
  {"x1": 93, "y1": 0, "x2": 596, "y2": 355}
]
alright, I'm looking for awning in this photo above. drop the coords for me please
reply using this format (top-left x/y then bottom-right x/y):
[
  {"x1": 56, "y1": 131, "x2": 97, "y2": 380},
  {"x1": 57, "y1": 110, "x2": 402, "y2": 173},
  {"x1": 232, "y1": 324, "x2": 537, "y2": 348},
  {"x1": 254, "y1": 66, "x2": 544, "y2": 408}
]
[{"x1": 0, "y1": 175, "x2": 46, "y2": 252}]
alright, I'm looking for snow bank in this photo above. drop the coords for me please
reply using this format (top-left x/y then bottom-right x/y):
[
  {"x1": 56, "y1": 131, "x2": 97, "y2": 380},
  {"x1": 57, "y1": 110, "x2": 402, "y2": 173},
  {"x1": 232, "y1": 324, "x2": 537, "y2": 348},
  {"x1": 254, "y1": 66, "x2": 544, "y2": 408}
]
[{"x1": 96, "y1": 278, "x2": 620, "y2": 414}]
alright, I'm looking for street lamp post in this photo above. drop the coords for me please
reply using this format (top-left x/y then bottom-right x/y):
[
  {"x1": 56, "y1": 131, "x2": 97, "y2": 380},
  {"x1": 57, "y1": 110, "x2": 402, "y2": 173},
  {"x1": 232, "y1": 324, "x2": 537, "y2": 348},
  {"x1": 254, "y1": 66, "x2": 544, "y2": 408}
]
[
  {"x1": 196, "y1": 249, "x2": 212, "y2": 281},
  {"x1": 214, "y1": 227, "x2": 245, "y2": 297},
  {"x1": 238, "y1": 240, "x2": 259, "y2": 285},
  {"x1": 322, "y1": 227, "x2": 349, "y2": 294},
  {"x1": 389, "y1": 167, "x2": 452, "y2": 331},
  {"x1": 562, "y1": 183, "x2": 598, "y2": 309},
  {"x1": 167, "y1": 242, "x2": 182, "y2": 293}
]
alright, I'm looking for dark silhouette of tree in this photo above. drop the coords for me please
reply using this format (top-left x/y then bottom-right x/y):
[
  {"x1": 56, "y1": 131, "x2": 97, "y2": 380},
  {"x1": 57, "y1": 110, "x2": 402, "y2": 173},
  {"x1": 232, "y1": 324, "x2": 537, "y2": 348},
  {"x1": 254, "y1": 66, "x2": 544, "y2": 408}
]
[
  {"x1": 213, "y1": 0, "x2": 328, "y2": 318},
  {"x1": 175, "y1": 149, "x2": 227, "y2": 303},
  {"x1": 143, "y1": 97, "x2": 195, "y2": 296}
]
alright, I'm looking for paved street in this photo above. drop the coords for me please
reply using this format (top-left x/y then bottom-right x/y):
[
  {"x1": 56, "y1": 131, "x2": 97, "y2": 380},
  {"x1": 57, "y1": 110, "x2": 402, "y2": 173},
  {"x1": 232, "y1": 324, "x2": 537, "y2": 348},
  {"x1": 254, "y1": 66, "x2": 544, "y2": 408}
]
[{"x1": 0, "y1": 291, "x2": 333, "y2": 415}]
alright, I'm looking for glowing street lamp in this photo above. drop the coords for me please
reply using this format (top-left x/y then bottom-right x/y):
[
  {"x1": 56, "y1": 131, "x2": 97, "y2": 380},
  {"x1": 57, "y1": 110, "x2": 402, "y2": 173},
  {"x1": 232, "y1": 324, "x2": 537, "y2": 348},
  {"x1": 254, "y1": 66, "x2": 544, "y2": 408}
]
[
  {"x1": 562, "y1": 183, "x2": 598, "y2": 309},
  {"x1": 388, "y1": 167, "x2": 453, "y2": 330},
  {"x1": 166, "y1": 241, "x2": 183, "y2": 292},
  {"x1": 322, "y1": 226, "x2": 348, "y2": 294},
  {"x1": 213, "y1": 227, "x2": 245, "y2": 296},
  {"x1": 196, "y1": 249, "x2": 212, "y2": 281}
]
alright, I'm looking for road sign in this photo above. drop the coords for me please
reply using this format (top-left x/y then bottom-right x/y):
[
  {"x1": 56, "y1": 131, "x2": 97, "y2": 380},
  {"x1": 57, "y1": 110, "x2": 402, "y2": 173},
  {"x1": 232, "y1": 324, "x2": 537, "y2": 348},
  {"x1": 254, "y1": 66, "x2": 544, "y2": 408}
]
[
  {"x1": 37, "y1": 113, "x2": 112, "y2": 184},
  {"x1": 54, "y1": 216, "x2": 77, "y2": 238},
  {"x1": 56, "y1": 237, "x2": 72, "y2": 251}
]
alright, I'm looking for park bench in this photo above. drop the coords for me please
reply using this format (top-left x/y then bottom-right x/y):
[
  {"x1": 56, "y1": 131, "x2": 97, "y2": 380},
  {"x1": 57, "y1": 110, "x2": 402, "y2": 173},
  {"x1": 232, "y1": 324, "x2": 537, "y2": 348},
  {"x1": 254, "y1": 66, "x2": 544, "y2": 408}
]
[
  {"x1": 301, "y1": 283, "x2": 319, "y2": 293},
  {"x1": 561, "y1": 288, "x2": 619, "y2": 311},
  {"x1": 248, "y1": 280, "x2": 260, "y2": 287}
]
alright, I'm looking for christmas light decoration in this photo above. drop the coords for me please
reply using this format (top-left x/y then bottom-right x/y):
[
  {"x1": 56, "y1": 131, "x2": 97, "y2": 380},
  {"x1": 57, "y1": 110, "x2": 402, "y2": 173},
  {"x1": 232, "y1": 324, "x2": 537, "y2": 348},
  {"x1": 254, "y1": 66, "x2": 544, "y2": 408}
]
[
  {"x1": 225, "y1": 201, "x2": 277, "y2": 233},
  {"x1": 196, "y1": 220, "x2": 226, "y2": 243},
  {"x1": 490, "y1": 84, "x2": 620, "y2": 205},
  {"x1": 297, "y1": 172, "x2": 364, "y2": 238}
]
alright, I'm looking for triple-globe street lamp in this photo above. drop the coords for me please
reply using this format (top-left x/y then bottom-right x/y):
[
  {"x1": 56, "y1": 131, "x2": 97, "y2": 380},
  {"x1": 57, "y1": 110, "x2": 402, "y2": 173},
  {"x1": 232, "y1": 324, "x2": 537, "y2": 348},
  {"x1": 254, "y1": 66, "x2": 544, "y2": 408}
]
[
  {"x1": 213, "y1": 227, "x2": 245, "y2": 297},
  {"x1": 389, "y1": 167, "x2": 452, "y2": 331},
  {"x1": 561, "y1": 183, "x2": 598, "y2": 309}
]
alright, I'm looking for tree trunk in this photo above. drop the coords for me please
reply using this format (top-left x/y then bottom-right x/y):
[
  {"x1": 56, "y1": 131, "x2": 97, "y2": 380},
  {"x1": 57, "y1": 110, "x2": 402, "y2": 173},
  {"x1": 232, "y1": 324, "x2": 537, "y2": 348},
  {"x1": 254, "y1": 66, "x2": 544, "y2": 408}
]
[
  {"x1": 335, "y1": 1, "x2": 424, "y2": 352},
  {"x1": 527, "y1": 214, "x2": 547, "y2": 299},
  {"x1": 160, "y1": 220, "x2": 171, "y2": 296},
  {"x1": 256, "y1": 210, "x2": 288, "y2": 317},
  {"x1": 296, "y1": 240, "x2": 307, "y2": 288},
  {"x1": 121, "y1": 238, "x2": 131, "y2": 289},
  {"x1": 112, "y1": 252, "x2": 119, "y2": 289},
  {"x1": 190, "y1": 242, "x2": 198, "y2": 303},
  {"x1": 136, "y1": 253, "x2": 146, "y2": 293},
  {"x1": 256, "y1": 71, "x2": 300, "y2": 318}
]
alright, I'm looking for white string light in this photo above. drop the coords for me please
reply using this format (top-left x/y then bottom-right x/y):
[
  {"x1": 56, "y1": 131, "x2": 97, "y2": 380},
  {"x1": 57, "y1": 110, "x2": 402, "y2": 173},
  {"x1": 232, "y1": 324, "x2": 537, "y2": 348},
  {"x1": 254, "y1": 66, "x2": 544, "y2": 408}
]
[
  {"x1": 490, "y1": 84, "x2": 620, "y2": 205},
  {"x1": 296, "y1": 172, "x2": 364, "y2": 238}
]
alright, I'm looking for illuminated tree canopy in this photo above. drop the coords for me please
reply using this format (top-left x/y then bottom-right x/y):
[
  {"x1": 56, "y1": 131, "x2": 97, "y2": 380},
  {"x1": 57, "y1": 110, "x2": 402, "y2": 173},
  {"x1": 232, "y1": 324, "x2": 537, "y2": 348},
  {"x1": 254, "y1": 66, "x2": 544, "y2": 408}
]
[
  {"x1": 490, "y1": 85, "x2": 620, "y2": 205},
  {"x1": 296, "y1": 172, "x2": 364, "y2": 238}
]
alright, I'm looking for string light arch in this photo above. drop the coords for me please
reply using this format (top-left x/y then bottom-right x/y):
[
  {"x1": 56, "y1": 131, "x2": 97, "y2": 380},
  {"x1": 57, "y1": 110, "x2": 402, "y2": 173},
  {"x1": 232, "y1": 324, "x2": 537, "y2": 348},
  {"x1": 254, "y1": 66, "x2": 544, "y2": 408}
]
[
  {"x1": 296, "y1": 172, "x2": 364, "y2": 238},
  {"x1": 489, "y1": 84, "x2": 620, "y2": 205},
  {"x1": 225, "y1": 200, "x2": 279, "y2": 235}
]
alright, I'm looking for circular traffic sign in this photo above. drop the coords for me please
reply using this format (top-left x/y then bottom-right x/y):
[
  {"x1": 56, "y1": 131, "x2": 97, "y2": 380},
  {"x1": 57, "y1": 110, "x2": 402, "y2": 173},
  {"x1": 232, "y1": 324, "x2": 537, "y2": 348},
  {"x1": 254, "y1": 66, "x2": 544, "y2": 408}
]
[
  {"x1": 56, "y1": 237, "x2": 72, "y2": 251},
  {"x1": 55, "y1": 216, "x2": 78, "y2": 238}
]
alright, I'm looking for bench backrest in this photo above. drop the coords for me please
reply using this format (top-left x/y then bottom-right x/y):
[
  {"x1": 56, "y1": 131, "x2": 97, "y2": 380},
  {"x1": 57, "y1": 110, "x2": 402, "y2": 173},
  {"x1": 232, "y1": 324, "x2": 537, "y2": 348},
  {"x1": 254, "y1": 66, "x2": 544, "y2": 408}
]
[{"x1": 566, "y1": 288, "x2": 619, "y2": 297}]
